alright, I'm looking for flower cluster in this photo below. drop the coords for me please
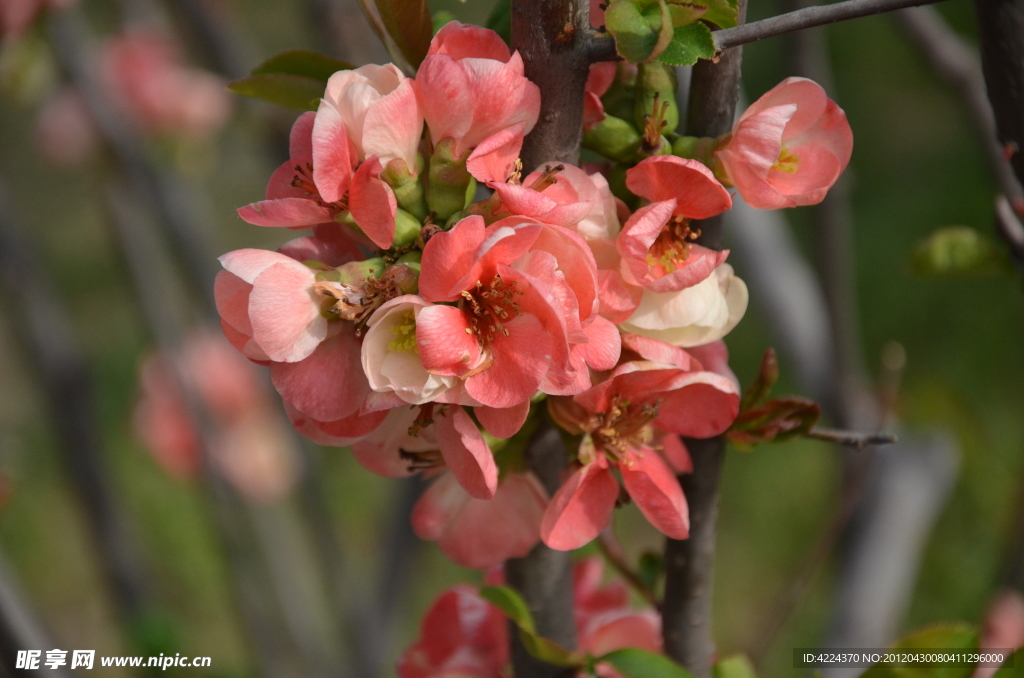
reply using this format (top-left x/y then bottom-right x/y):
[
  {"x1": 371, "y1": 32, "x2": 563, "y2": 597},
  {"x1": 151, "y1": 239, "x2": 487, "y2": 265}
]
[
  {"x1": 397, "y1": 558, "x2": 660, "y2": 678},
  {"x1": 215, "y1": 21, "x2": 852, "y2": 568}
]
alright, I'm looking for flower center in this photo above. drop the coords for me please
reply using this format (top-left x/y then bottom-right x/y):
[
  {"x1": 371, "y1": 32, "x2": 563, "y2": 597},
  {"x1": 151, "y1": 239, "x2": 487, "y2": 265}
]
[
  {"x1": 291, "y1": 163, "x2": 348, "y2": 211},
  {"x1": 591, "y1": 395, "x2": 659, "y2": 461},
  {"x1": 389, "y1": 310, "x2": 418, "y2": 352},
  {"x1": 460, "y1": 275, "x2": 523, "y2": 346},
  {"x1": 646, "y1": 215, "x2": 702, "y2": 273},
  {"x1": 642, "y1": 92, "x2": 671, "y2": 151},
  {"x1": 771, "y1": 146, "x2": 800, "y2": 173}
]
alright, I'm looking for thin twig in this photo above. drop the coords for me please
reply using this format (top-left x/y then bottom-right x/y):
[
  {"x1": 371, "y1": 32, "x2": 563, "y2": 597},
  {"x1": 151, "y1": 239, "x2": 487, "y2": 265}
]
[
  {"x1": 805, "y1": 428, "x2": 898, "y2": 449},
  {"x1": 714, "y1": 0, "x2": 947, "y2": 52},
  {"x1": 597, "y1": 529, "x2": 660, "y2": 609}
]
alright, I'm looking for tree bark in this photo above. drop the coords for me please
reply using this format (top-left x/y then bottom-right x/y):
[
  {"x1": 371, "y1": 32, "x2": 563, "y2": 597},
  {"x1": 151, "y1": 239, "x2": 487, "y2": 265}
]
[
  {"x1": 513, "y1": 0, "x2": 592, "y2": 171},
  {"x1": 973, "y1": 0, "x2": 1024, "y2": 192},
  {"x1": 662, "y1": 4, "x2": 746, "y2": 675},
  {"x1": 505, "y1": 3, "x2": 591, "y2": 676}
]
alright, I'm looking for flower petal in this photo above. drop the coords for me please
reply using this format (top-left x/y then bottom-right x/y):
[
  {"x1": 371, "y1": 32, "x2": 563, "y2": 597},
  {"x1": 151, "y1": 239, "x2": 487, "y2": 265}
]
[
  {"x1": 540, "y1": 462, "x2": 619, "y2": 550},
  {"x1": 350, "y1": 155, "x2": 397, "y2": 249},
  {"x1": 619, "y1": 450, "x2": 689, "y2": 539},
  {"x1": 475, "y1": 399, "x2": 531, "y2": 439},
  {"x1": 435, "y1": 406, "x2": 498, "y2": 499}
]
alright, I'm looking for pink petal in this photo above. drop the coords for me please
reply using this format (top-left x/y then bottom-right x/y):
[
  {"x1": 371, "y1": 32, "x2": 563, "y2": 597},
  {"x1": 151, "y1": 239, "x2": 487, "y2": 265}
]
[
  {"x1": 742, "y1": 77, "x2": 828, "y2": 141},
  {"x1": 414, "y1": 55, "x2": 474, "y2": 147},
  {"x1": 597, "y1": 269, "x2": 642, "y2": 324},
  {"x1": 467, "y1": 125, "x2": 525, "y2": 183},
  {"x1": 655, "y1": 373, "x2": 740, "y2": 438},
  {"x1": 269, "y1": 326, "x2": 369, "y2": 421},
  {"x1": 582, "y1": 91, "x2": 606, "y2": 131},
  {"x1": 475, "y1": 399, "x2": 530, "y2": 438},
  {"x1": 435, "y1": 406, "x2": 498, "y2": 499},
  {"x1": 621, "y1": 333, "x2": 692, "y2": 369},
  {"x1": 530, "y1": 224, "x2": 600, "y2": 324},
  {"x1": 619, "y1": 450, "x2": 689, "y2": 539},
  {"x1": 415, "y1": 304, "x2": 483, "y2": 377},
  {"x1": 428, "y1": 21, "x2": 512, "y2": 62},
  {"x1": 722, "y1": 104, "x2": 796, "y2": 179},
  {"x1": 349, "y1": 156, "x2": 397, "y2": 249},
  {"x1": 362, "y1": 79, "x2": 423, "y2": 171},
  {"x1": 214, "y1": 270, "x2": 253, "y2": 336},
  {"x1": 586, "y1": 63, "x2": 617, "y2": 98},
  {"x1": 625, "y1": 156, "x2": 732, "y2": 219},
  {"x1": 418, "y1": 215, "x2": 487, "y2": 301},
  {"x1": 288, "y1": 111, "x2": 316, "y2": 164},
  {"x1": 316, "y1": 407, "x2": 388, "y2": 438},
  {"x1": 311, "y1": 101, "x2": 354, "y2": 203},
  {"x1": 248, "y1": 261, "x2": 326, "y2": 362},
  {"x1": 465, "y1": 313, "x2": 553, "y2": 409},
  {"x1": 219, "y1": 248, "x2": 296, "y2": 284},
  {"x1": 577, "y1": 315, "x2": 621, "y2": 371},
  {"x1": 237, "y1": 197, "x2": 334, "y2": 228},
  {"x1": 585, "y1": 613, "x2": 662, "y2": 656},
  {"x1": 660, "y1": 434, "x2": 692, "y2": 474},
  {"x1": 541, "y1": 462, "x2": 619, "y2": 550},
  {"x1": 412, "y1": 471, "x2": 468, "y2": 540}
]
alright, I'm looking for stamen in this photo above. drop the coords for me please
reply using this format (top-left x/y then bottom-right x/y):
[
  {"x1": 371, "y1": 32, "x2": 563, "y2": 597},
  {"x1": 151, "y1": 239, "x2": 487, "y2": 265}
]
[
  {"x1": 527, "y1": 164, "x2": 565, "y2": 192},
  {"x1": 771, "y1": 146, "x2": 800, "y2": 173},
  {"x1": 388, "y1": 309, "x2": 418, "y2": 352},
  {"x1": 459, "y1": 276, "x2": 524, "y2": 347}
]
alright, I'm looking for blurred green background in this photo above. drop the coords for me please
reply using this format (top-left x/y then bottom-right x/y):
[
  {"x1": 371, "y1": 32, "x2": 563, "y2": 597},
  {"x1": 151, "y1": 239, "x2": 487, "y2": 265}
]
[{"x1": 0, "y1": 0, "x2": 1022, "y2": 675}]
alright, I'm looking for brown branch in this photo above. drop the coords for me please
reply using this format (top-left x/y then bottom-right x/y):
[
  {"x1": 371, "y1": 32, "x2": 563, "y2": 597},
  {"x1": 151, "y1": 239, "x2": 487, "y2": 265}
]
[
  {"x1": 597, "y1": 528, "x2": 660, "y2": 609},
  {"x1": 660, "y1": 4, "x2": 746, "y2": 677},
  {"x1": 714, "y1": 0, "x2": 947, "y2": 53},
  {"x1": 805, "y1": 428, "x2": 898, "y2": 449}
]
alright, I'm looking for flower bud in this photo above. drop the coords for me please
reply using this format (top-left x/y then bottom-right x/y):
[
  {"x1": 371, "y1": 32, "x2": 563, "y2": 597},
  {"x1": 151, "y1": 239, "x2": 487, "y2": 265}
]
[
  {"x1": 336, "y1": 258, "x2": 387, "y2": 286},
  {"x1": 672, "y1": 135, "x2": 717, "y2": 167},
  {"x1": 427, "y1": 137, "x2": 472, "y2": 222},
  {"x1": 582, "y1": 114, "x2": 642, "y2": 163},
  {"x1": 383, "y1": 156, "x2": 428, "y2": 220},
  {"x1": 393, "y1": 209, "x2": 422, "y2": 249},
  {"x1": 634, "y1": 63, "x2": 679, "y2": 139}
]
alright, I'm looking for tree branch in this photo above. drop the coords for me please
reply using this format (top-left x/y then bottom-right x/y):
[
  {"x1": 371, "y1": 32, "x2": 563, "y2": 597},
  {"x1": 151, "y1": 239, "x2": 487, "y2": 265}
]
[
  {"x1": 805, "y1": 428, "x2": 898, "y2": 449},
  {"x1": 714, "y1": 0, "x2": 946, "y2": 53}
]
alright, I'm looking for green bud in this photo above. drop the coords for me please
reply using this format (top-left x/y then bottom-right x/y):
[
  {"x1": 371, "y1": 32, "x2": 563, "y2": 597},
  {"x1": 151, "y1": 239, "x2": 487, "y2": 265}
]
[
  {"x1": 427, "y1": 137, "x2": 472, "y2": 222},
  {"x1": 672, "y1": 135, "x2": 717, "y2": 165},
  {"x1": 393, "y1": 209, "x2": 422, "y2": 248},
  {"x1": 336, "y1": 257, "x2": 386, "y2": 285},
  {"x1": 634, "y1": 62, "x2": 679, "y2": 138},
  {"x1": 638, "y1": 134, "x2": 672, "y2": 158},
  {"x1": 583, "y1": 114, "x2": 642, "y2": 163},
  {"x1": 383, "y1": 156, "x2": 428, "y2": 220}
]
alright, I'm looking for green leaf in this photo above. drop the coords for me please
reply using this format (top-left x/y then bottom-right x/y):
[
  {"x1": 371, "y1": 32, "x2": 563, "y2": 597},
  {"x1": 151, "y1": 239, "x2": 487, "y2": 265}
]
[
  {"x1": 606, "y1": 0, "x2": 663, "y2": 62},
  {"x1": 859, "y1": 624, "x2": 978, "y2": 678},
  {"x1": 656, "y1": 21, "x2": 715, "y2": 65},
  {"x1": 637, "y1": 551, "x2": 664, "y2": 592},
  {"x1": 599, "y1": 648, "x2": 695, "y2": 678},
  {"x1": 665, "y1": 0, "x2": 708, "y2": 26},
  {"x1": 699, "y1": 0, "x2": 739, "y2": 28},
  {"x1": 228, "y1": 74, "x2": 322, "y2": 110},
  {"x1": 486, "y1": 0, "x2": 512, "y2": 45},
  {"x1": 479, "y1": 586, "x2": 581, "y2": 667},
  {"x1": 479, "y1": 585, "x2": 536, "y2": 633},
  {"x1": 251, "y1": 49, "x2": 353, "y2": 82},
  {"x1": 374, "y1": 0, "x2": 432, "y2": 68},
  {"x1": 432, "y1": 11, "x2": 457, "y2": 34},
  {"x1": 911, "y1": 226, "x2": 1012, "y2": 277},
  {"x1": 714, "y1": 655, "x2": 757, "y2": 678}
]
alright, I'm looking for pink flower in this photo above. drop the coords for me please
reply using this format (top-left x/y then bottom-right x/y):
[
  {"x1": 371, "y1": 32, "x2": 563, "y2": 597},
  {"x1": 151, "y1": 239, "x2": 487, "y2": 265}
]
[
  {"x1": 133, "y1": 331, "x2": 301, "y2": 501},
  {"x1": 583, "y1": 63, "x2": 617, "y2": 131},
  {"x1": 238, "y1": 112, "x2": 398, "y2": 249},
  {"x1": 35, "y1": 87, "x2": 98, "y2": 167},
  {"x1": 715, "y1": 77, "x2": 853, "y2": 209},
  {"x1": 415, "y1": 22, "x2": 540, "y2": 179},
  {"x1": 397, "y1": 585, "x2": 509, "y2": 678},
  {"x1": 412, "y1": 470, "x2": 548, "y2": 569},
  {"x1": 417, "y1": 215, "x2": 611, "y2": 407},
  {"x1": 397, "y1": 558, "x2": 661, "y2": 678},
  {"x1": 542, "y1": 355, "x2": 740, "y2": 550},
  {"x1": 100, "y1": 29, "x2": 230, "y2": 138},
  {"x1": 974, "y1": 590, "x2": 1024, "y2": 678}
]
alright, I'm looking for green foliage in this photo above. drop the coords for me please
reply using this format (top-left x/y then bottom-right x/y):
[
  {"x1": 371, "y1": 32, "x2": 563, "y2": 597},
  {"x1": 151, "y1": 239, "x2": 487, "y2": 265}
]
[
  {"x1": 228, "y1": 50, "x2": 352, "y2": 110},
  {"x1": 597, "y1": 648, "x2": 695, "y2": 678},
  {"x1": 636, "y1": 550, "x2": 665, "y2": 593},
  {"x1": 859, "y1": 624, "x2": 978, "y2": 678},
  {"x1": 432, "y1": 10, "x2": 457, "y2": 34},
  {"x1": 992, "y1": 647, "x2": 1024, "y2": 678},
  {"x1": 605, "y1": 0, "x2": 673, "y2": 63},
  {"x1": 695, "y1": 0, "x2": 739, "y2": 28},
  {"x1": 374, "y1": 0, "x2": 433, "y2": 68},
  {"x1": 656, "y1": 22, "x2": 716, "y2": 66},
  {"x1": 486, "y1": 0, "x2": 512, "y2": 45},
  {"x1": 911, "y1": 226, "x2": 1012, "y2": 277},
  {"x1": 479, "y1": 586, "x2": 581, "y2": 667}
]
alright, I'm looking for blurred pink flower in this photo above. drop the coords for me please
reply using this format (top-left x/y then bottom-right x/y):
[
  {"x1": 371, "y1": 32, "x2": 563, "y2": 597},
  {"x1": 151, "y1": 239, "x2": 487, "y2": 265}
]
[{"x1": 34, "y1": 86, "x2": 98, "y2": 167}]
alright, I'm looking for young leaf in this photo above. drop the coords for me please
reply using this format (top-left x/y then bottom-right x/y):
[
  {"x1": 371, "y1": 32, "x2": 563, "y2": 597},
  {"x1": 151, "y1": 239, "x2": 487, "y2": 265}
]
[
  {"x1": 606, "y1": 0, "x2": 673, "y2": 63},
  {"x1": 599, "y1": 648, "x2": 695, "y2": 678},
  {"x1": 251, "y1": 50, "x2": 353, "y2": 82},
  {"x1": 727, "y1": 397, "x2": 820, "y2": 449},
  {"x1": 665, "y1": 0, "x2": 708, "y2": 27},
  {"x1": 911, "y1": 226, "x2": 1012, "y2": 277},
  {"x1": 479, "y1": 585, "x2": 536, "y2": 633},
  {"x1": 739, "y1": 348, "x2": 779, "y2": 412},
  {"x1": 656, "y1": 21, "x2": 715, "y2": 66},
  {"x1": 859, "y1": 624, "x2": 978, "y2": 678},
  {"x1": 373, "y1": 0, "x2": 432, "y2": 69},
  {"x1": 228, "y1": 74, "x2": 322, "y2": 110},
  {"x1": 518, "y1": 631, "x2": 581, "y2": 667},
  {"x1": 699, "y1": 0, "x2": 739, "y2": 28},
  {"x1": 637, "y1": 551, "x2": 664, "y2": 592}
]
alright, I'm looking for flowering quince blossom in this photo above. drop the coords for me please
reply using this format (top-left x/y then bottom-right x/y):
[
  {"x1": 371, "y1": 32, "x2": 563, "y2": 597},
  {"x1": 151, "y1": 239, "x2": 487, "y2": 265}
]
[
  {"x1": 543, "y1": 337, "x2": 740, "y2": 550},
  {"x1": 415, "y1": 21, "x2": 541, "y2": 182},
  {"x1": 714, "y1": 77, "x2": 853, "y2": 209},
  {"x1": 397, "y1": 558, "x2": 661, "y2": 678}
]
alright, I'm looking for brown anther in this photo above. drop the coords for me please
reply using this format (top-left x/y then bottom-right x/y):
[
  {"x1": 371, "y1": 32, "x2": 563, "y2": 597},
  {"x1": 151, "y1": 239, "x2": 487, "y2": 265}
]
[
  {"x1": 408, "y1": 403, "x2": 436, "y2": 437},
  {"x1": 528, "y1": 164, "x2": 565, "y2": 193},
  {"x1": 458, "y1": 275, "x2": 524, "y2": 347},
  {"x1": 399, "y1": 448, "x2": 444, "y2": 472}
]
